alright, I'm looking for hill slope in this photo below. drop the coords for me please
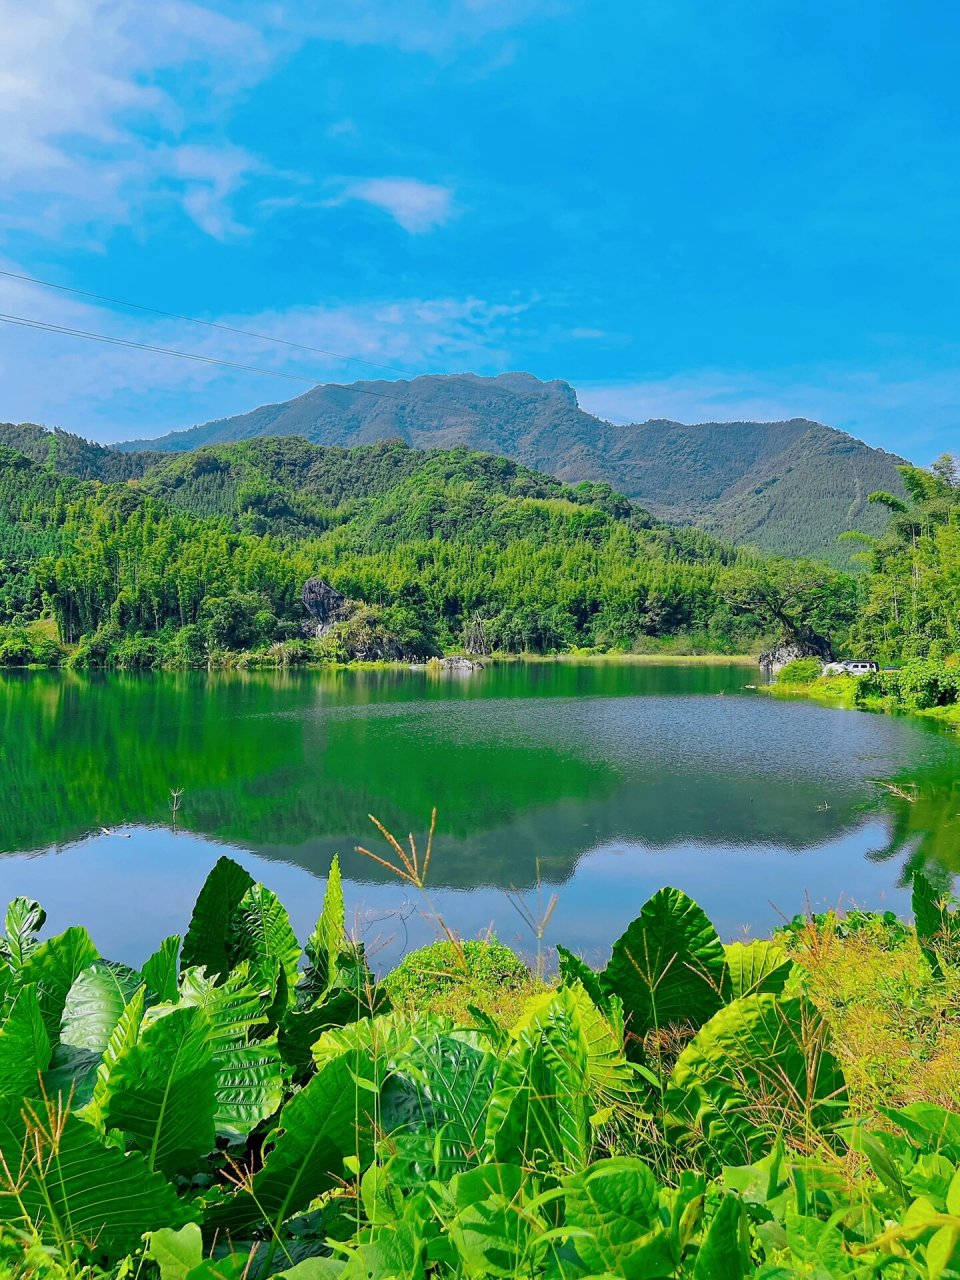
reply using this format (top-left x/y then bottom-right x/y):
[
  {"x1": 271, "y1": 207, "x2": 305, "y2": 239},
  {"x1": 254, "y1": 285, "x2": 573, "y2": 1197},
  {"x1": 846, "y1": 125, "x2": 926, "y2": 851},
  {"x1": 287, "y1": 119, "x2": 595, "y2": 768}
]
[
  {"x1": 0, "y1": 435, "x2": 782, "y2": 663},
  {"x1": 117, "y1": 373, "x2": 907, "y2": 563}
]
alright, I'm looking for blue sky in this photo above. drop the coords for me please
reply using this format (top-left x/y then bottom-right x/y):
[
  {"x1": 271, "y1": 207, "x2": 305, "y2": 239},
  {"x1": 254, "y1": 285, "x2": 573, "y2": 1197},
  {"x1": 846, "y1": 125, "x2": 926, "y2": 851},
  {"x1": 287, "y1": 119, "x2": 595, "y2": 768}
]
[{"x1": 1, "y1": 0, "x2": 958, "y2": 460}]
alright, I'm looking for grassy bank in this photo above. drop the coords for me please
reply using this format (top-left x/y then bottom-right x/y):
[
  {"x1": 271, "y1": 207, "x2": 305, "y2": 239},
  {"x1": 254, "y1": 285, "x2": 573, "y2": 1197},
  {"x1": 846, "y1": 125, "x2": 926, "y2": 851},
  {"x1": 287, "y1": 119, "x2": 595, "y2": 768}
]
[
  {"x1": 765, "y1": 658, "x2": 960, "y2": 729},
  {"x1": 1, "y1": 821, "x2": 959, "y2": 1279}
]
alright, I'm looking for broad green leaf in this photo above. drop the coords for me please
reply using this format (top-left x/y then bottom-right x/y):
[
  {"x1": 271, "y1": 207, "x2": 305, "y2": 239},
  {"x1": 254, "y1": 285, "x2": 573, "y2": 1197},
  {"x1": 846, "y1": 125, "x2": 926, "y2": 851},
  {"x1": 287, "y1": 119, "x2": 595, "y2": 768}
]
[
  {"x1": 19, "y1": 926, "x2": 98, "y2": 1043},
  {"x1": 142, "y1": 936, "x2": 181, "y2": 1003},
  {"x1": 205, "y1": 1042, "x2": 382, "y2": 1235},
  {"x1": 85, "y1": 985, "x2": 146, "y2": 1132},
  {"x1": 0, "y1": 1102, "x2": 194, "y2": 1261},
  {"x1": 562, "y1": 1157, "x2": 672, "y2": 1279},
  {"x1": 43, "y1": 1044, "x2": 102, "y2": 1111},
  {"x1": 180, "y1": 962, "x2": 283, "y2": 1141},
  {"x1": 300, "y1": 854, "x2": 347, "y2": 1001},
  {"x1": 385, "y1": 1032, "x2": 496, "y2": 1177},
  {"x1": 600, "y1": 887, "x2": 725, "y2": 1050},
  {"x1": 60, "y1": 961, "x2": 143, "y2": 1052},
  {"x1": 101, "y1": 1004, "x2": 216, "y2": 1175},
  {"x1": 487, "y1": 985, "x2": 592, "y2": 1173},
  {"x1": 145, "y1": 1223, "x2": 203, "y2": 1280},
  {"x1": 181, "y1": 855, "x2": 254, "y2": 980},
  {"x1": 0, "y1": 984, "x2": 51, "y2": 1100},
  {"x1": 3, "y1": 897, "x2": 46, "y2": 967},
  {"x1": 449, "y1": 1187, "x2": 547, "y2": 1279},
  {"x1": 274, "y1": 1262, "x2": 346, "y2": 1280},
  {"x1": 512, "y1": 981, "x2": 634, "y2": 1106},
  {"x1": 692, "y1": 1194, "x2": 748, "y2": 1280},
  {"x1": 228, "y1": 883, "x2": 301, "y2": 1010},
  {"x1": 666, "y1": 994, "x2": 847, "y2": 1170},
  {"x1": 893, "y1": 1102, "x2": 960, "y2": 1163},
  {"x1": 556, "y1": 945, "x2": 607, "y2": 1011},
  {"x1": 913, "y1": 870, "x2": 953, "y2": 978},
  {"x1": 722, "y1": 941, "x2": 794, "y2": 1001}
]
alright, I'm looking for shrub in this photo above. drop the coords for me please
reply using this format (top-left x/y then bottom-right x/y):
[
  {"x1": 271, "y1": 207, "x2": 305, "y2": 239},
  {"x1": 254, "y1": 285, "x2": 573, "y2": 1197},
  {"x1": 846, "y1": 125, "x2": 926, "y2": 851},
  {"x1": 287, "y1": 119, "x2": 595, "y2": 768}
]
[
  {"x1": 776, "y1": 657, "x2": 822, "y2": 684},
  {"x1": 383, "y1": 937, "x2": 530, "y2": 1008}
]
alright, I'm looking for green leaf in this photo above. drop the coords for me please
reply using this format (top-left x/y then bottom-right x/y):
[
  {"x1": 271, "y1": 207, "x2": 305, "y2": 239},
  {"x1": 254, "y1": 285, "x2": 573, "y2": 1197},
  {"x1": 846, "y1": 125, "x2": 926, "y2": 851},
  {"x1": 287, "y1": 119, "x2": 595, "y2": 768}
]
[
  {"x1": 721, "y1": 942, "x2": 794, "y2": 1001},
  {"x1": 487, "y1": 986, "x2": 593, "y2": 1173},
  {"x1": 562, "y1": 1157, "x2": 671, "y2": 1279},
  {"x1": 448, "y1": 1164, "x2": 545, "y2": 1279},
  {"x1": 60, "y1": 962, "x2": 143, "y2": 1053},
  {"x1": 385, "y1": 1032, "x2": 496, "y2": 1178},
  {"x1": 2, "y1": 897, "x2": 46, "y2": 968},
  {"x1": 274, "y1": 1262, "x2": 346, "y2": 1280},
  {"x1": 228, "y1": 883, "x2": 301, "y2": 1014},
  {"x1": 913, "y1": 870, "x2": 952, "y2": 977},
  {"x1": 557, "y1": 945, "x2": 607, "y2": 1010},
  {"x1": 300, "y1": 854, "x2": 347, "y2": 1001},
  {"x1": 665, "y1": 994, "x2": 847, "y2": 1170},
  {"x1": 181, "y1": 855, "x2": 254, "y2": 980},
  {"x1": 693, "y1": 1194, "x2": 748, "y2": 1280},
  {"x1": 142, "y1": 936, "x2": 181, "y2": 1003},
  {"x1": 893, "y1": 1102, "x2": 960, "y2": 1162},
  {"x1": 101, "y1": 1004, "x2": 216, "y2": 1175},
  {"x1": 180, "y1": 963, "x2": 283, "y2": 1141},
  {"x1": 600, "y1": 887, "x2": 725, "y2": 1051},
  {"x1": 43, "y1": 1045, "x2": 102, "y2": 1111},
  {"x1": 85, "y1": 985, "x2": 146, "y2": 1132},
  {"x1": 205, "y1": 1041, "x2": 382, "y2": 1235},
  {"x1": 19, "y1": 926, "x2": 98, "y2": 1044},
  {"x1": 145, "y1": 1223, "x2": 204, "y2": 1280},
  {"x1": 0, "y1": 984, "x2": 51, "y2": 1100},
  {"x1": 0, "y1": 1102, "x2": 194, "y2": 1261}
]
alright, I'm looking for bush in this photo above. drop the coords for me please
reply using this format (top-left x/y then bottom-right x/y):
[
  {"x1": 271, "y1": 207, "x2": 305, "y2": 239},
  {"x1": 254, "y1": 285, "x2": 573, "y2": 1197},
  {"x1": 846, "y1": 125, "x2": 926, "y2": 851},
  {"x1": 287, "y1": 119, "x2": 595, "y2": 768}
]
[
  {"x1": 382, "y1": 937, "x2": 530, "y2": 1008},
  {"x1": 776, "y1": 657, "x2": 822, "y2": 684}
]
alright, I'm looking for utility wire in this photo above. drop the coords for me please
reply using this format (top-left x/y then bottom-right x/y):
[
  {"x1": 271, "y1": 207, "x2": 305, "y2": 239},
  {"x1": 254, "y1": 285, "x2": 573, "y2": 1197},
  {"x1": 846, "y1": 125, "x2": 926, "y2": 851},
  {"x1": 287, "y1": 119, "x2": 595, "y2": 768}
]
[
  {"x1": 0, "y1": 311, "x2": 401, "y2": 399},
  {"x1": 0, "y1": 268, "x2": 419, "y2": 379}
]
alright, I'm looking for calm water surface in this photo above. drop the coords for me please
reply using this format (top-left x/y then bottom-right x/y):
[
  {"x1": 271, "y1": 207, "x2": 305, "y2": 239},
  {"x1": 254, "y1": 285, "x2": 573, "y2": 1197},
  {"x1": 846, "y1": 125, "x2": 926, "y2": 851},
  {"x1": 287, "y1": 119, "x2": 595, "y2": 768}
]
[{"x1": 2, "y1": 661, "x2": 958, "y2": 969}]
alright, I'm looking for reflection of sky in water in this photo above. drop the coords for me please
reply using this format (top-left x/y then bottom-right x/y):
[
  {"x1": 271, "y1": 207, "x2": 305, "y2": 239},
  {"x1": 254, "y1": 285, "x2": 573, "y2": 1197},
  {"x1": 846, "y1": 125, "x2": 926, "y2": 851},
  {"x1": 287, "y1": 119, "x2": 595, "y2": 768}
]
[{"x1": 0, "y1": 817, "x2": 906, "y2": 972}]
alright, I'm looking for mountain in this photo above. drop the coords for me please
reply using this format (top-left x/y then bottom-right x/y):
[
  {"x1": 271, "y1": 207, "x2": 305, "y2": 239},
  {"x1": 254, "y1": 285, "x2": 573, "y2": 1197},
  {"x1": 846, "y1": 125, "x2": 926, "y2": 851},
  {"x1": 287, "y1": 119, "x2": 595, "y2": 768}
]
[
  {"x1": 117, "y1": 372, "x2": 907, "y2": 564},
  {"x1": 0, "y1": 421, "x2": 160, "y2": 482}
]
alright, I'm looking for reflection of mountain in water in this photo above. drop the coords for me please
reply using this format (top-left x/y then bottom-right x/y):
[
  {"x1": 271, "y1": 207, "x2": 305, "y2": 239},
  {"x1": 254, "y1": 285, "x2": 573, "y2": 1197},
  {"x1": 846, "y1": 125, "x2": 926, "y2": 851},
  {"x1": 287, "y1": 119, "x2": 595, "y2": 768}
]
[{"x1": 2, "y1": 664, "x2": 957, "y2": 890}]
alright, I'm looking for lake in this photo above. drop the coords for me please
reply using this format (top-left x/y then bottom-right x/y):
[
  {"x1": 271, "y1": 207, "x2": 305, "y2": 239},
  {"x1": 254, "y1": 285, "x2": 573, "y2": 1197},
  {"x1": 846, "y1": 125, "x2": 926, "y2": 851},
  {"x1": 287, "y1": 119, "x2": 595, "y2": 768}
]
[{"x1": 2, "y1": 660, "x2": 958, "y2": 970}]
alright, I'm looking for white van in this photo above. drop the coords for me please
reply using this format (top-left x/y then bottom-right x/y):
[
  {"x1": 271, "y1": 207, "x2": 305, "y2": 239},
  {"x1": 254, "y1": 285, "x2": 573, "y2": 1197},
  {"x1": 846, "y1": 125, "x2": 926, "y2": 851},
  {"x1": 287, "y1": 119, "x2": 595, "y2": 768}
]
[{"x1": 842, "y1": 660, "x2": 879, "y2": 675}]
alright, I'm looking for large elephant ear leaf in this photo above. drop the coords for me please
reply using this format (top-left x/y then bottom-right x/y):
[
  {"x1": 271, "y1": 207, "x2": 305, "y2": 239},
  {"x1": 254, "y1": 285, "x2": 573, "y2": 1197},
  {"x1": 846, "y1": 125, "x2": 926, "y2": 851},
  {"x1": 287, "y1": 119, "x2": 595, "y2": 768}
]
[
  {"x1": 665, "y1": 994, "x2": 847, "y2": 1171},
  {"x1": 721, "y1": 941, "x2": 795, "y2": 1002},
  {"x1": 2, "y1": 898, "x2": 46, "y2": 968},
  {"x1": 0, "y1": 984, "x2": 51, "y2": 1100},
  {"x1": 486, "y1": 985, "x2": 594, "y2": 1174},
  {"x1": 100, "y1": 1004, "x2": 217, "y2": 1176},
  {"x1": 60, "y1": 962, "x2": 143, "y2": 1053},
  {"x1": 205, "y1": 1042, "x2": 384, "y2": 1236},
  {"x1": 600, "y1": 888, "x2": 725, "y2": 1051},
  {"x1": 562, "y1": 1157, "x2": 670, "y2": 1278},
  {"x1": 556, "y1": 945, "x2": 607, "y2": 1011},
  {"x1": 228, "y1": 883, "x2": 301, "y2": 1006},
  {"x1": 180, "y1": 962, "x2": 284, "y2": 1142},
  {"x1": 181, "y1": 856, "x2": 254, "y2": 980},
  {"x1": 300, "y1": 855, "x2": 348, "y2": 1002},
  {"x1": 19, "y1": 926, "x2": 98, "y2": 1044},
  {"x1": 141, "y1": 936, "x2": 181, "y2": 1003},
  {"x1": 0, "y1": 1103, "x2": 195, "y2": 1261}
]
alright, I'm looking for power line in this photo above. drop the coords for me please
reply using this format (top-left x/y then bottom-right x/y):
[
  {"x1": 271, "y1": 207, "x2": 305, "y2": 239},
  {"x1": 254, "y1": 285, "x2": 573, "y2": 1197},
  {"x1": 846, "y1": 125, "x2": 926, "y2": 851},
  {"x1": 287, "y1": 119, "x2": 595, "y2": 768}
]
[
  {"x1": 0, "y1": 267, "x2": 419, "y2": 379},
  {"x1": 0, "y1": 310, "x2": 401, "y2": 399}
]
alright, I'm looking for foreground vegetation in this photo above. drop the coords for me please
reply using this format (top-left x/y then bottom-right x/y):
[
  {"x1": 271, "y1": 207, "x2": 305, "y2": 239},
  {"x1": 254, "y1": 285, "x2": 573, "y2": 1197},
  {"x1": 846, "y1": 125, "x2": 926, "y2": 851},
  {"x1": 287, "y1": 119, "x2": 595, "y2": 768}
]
[{"x1": 1, "y1": 824, "x2": 960, "y2": 1278}]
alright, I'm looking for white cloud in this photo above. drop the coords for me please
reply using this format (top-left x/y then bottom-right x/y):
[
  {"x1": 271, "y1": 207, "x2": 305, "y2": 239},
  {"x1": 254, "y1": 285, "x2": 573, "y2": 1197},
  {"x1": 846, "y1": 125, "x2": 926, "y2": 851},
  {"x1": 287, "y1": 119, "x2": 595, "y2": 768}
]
[
  {"x1": 338, "y1": 178, "x2": 456, "y2": 233},
  {"x1": 0, "y1": 0, "x2": 276, "y2": 241}
]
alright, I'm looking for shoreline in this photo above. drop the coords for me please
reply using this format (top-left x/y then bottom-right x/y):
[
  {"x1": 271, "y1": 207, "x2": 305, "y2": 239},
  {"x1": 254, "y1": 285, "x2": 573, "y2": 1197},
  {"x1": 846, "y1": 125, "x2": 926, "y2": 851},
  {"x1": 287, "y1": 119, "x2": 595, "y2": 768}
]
[
  {"x1": 763, "y1": 673, "x2": 960, "y2": 730},
  {"x1": 0, "y1": 649, "x2": 763, "y2": 674}
]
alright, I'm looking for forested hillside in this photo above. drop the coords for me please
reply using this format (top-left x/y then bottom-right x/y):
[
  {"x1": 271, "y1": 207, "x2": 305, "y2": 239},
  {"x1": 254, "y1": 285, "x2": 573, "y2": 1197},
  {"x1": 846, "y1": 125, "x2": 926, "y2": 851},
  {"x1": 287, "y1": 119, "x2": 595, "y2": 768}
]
[
  {"x1": 1, "y1": 433, "x2": 846, "y2": 667},
  {"x1": 847, "y1": 454, "x2": 960, "y2": 661},
  {"x1": 114, "y1": 372, "x2": 907, "y2": 563}
]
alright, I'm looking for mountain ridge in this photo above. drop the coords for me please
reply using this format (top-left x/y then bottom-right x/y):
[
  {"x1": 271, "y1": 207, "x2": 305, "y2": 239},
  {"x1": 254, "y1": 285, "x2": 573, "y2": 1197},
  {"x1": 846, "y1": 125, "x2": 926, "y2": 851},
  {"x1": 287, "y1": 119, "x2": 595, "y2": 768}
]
[{"x1": 24, "y1": 371, "x2": 910, "y2": 563}]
